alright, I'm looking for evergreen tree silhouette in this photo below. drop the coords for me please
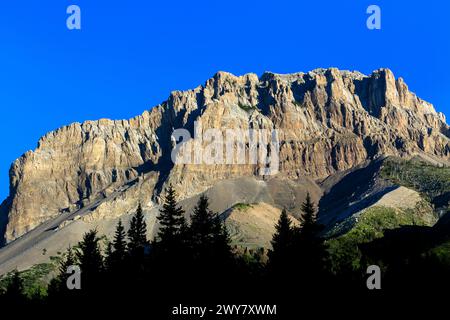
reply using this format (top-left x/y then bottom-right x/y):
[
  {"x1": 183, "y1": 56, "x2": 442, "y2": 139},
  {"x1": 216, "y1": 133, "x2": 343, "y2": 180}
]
[
  {"x1": 75, "y1": 229, "x2": 104, "y2": 293},
  {"x1": 157, "y1": 184, "x2": 186, "y2": 253},
  {"x1": 110, "y1": 220, "x2": 127, "y2": 269},
  {"x1": 268, "y1": 209, "x2": 294, "y2": 271},
  {"x1": 59, "y1": 246, "x2": 76, "y2": 276},
  {"x1": 102, "y1": 219, "x2": 131, "y2": 300},
  {"x1": 294, "y1": 193, "x2": 328, "y2": 286},
  {"x1": 299, "y1": 193, "x2": 321, "y2": 237},
  {"x1": 47, "y1": 246, "x2": 79, "y2": 303},
  {"x1": 4, "y1": 270, "x2": 25, "y2": 304},
  {"x1": 59, "y1": 247, "x2": 77, "y2": 289},
  {"x1": 127, "y1": 204, "x2": 148, "y2": 275},
  {"x1": 114, "y1": 220, "x2": 127, "y2": 255},
  {"x1": 189, "y1": 195, "x2": 232, "y2": 263},
  {"x1": 128, "y1": 205, "x2": 148, "y2": 254},
  {"x1": 153, "y1": 183, "x2": 188, "y2": 300},
  {"x1": 184, "y1": 194, "x2": 233, "y2": 297},
  {"x1": 190, "y1": 195, "x2": 216, "y2": 258},
  {"x1": 211, "y1": 214, "x2": 232, "y2": 261}
]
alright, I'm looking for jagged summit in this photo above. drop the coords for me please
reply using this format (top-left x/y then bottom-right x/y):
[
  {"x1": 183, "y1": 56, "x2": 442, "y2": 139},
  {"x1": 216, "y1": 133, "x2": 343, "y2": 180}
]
[
  {"x1": 210, "y1": 68, "x2": 415, "y2": 90},
  {"x1": 214, "y1": 68, "x2": 375, "y2": 82},
  {"x1": 1, "y1": 68, "x2": 449, "y2": 244}
]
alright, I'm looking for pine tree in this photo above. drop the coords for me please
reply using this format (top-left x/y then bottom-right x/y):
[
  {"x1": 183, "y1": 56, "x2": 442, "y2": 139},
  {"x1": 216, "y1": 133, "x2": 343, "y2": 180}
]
[
  {"x1": 59, "y1": 246, "x2": 76, "y2": 277},
  {"x1": 152, "y1": 184, "x2": 188, "y2": 291},
  {"x1": 268, "y1": 209, "x2": 294, "y2": 269},
  {"x1": 4, "y1": 270, "x2": 25, "y2": 303},
  {"x1": 300, "y1": 192, "x2": 320, "y2": 236},
  {"x1": 114, "y1": 220, "x2": 127, "y2": 254},
  {"x1": 107, "y1": 220, "x2": 128, "y2": 272},
  {"x1": 76, "y1": 229, "x2": 104, "y2": 292},
  {"x1": 128, "y1": 204, "x2": 148, "y2": 261},
  {"x1": 211, "y1": 214, "x2": 232, "y2": 262},
  {"x1": 189, "y1": 195, "x2": 231, "y2": 262},
  {"x1": 295, "y1": 193, "x2": 328, "y2": 283},
  {"x1": 47, "y1": 246, "x2": 78, "y2": 300},
  {"x1": 59, "y1": 247, "x2": 77, "y2": 289},
  {"x1": 157, "y1": 184, "x2": 186, "y2": 251},
  {"x1": 190, "y1": 195, "x2": 215, "y2": 254},
  {"x1": 186, "y1": 195, "x2": 232, "y2": 292}
]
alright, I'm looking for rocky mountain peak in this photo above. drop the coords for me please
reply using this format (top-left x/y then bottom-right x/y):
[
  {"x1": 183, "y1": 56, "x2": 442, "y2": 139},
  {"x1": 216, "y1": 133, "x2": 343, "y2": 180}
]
[{"x1": 1, "y1": 68, "x2": 449, "y2": 243}]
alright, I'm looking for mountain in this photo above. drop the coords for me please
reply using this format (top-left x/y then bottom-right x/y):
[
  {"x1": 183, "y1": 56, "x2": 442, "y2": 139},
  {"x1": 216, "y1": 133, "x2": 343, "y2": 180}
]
[{"x1": 0, "y1": 68, "x2": 449, "y2": 274}]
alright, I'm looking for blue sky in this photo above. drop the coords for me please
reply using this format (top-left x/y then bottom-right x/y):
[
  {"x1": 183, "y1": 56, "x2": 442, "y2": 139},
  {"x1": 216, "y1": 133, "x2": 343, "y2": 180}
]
[{"x1": 0, "y1": 0, "x2": 449, "y2": 200}]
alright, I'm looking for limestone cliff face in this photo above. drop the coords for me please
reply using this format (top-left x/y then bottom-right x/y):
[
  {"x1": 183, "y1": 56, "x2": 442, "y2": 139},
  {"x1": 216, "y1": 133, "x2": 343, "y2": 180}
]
[{"x1": 2, "y1": 68, "x2": 449, "y2": 243}]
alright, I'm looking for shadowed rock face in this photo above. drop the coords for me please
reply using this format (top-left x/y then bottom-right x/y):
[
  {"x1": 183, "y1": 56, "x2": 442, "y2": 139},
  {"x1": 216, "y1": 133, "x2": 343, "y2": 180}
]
[{"x1": 3, "y1": 68, "x2": 450, "y2": 243}]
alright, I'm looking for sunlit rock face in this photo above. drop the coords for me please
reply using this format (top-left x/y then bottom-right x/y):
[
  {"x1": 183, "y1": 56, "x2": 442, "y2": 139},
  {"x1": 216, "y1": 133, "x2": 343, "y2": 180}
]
[{"x1": 3, "y1": 68, "x2": 449, "y2": 243}]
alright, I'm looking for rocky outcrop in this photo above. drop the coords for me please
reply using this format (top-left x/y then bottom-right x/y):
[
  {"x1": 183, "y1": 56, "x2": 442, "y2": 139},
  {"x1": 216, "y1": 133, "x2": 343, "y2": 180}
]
[{"x1": 2, "y1": 68, "x2": 449, "y2": 243}]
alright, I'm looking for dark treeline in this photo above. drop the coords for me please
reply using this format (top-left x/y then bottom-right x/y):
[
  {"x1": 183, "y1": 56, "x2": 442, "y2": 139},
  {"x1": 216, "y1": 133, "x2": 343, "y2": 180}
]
[{"x1": 0, "y1": 186, "x2": 449, "y2": 315}]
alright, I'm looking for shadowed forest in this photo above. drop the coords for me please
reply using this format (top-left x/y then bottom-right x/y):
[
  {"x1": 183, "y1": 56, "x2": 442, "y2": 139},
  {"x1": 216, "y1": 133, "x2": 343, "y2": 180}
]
[{"x1": 0, "y1": 184, "x2": 449, "y2": 316}]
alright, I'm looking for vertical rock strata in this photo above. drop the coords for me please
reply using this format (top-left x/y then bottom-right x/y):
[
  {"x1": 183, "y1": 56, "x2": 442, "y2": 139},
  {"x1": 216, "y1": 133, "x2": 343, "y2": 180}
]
[{"x1": 2, "y1": 68, "x2": 449, "y2": 242}]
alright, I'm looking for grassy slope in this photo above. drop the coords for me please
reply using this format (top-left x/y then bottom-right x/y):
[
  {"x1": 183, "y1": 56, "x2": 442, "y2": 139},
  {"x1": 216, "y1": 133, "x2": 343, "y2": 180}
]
[
  {"x1": 381, "y1": 158, "x2": 450, "y2": 254},
  {"x1": 328, "y1": 158, "x2": 450, "y2": 273},
  {"x1": 327, "y1": 204, "x2": 434, "y2": 273},
  {"x1": 380, "y1": 157, "x2": 450, "y2": 208},
  {"x1": 0, "y1": 260, "x2": 58, "y2": 298}
]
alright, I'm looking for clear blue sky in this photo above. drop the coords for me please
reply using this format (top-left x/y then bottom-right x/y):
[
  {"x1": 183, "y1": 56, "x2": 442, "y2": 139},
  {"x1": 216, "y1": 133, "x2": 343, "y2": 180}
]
[{"x1": 0, "y1": 0, "x2": 449, "y2": 200}]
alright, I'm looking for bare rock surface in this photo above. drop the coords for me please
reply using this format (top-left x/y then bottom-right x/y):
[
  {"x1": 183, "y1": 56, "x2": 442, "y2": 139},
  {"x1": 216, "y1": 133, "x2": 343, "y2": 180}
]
[{"x1": 2, "y1": 68, "x2": 449, "y2": 244}]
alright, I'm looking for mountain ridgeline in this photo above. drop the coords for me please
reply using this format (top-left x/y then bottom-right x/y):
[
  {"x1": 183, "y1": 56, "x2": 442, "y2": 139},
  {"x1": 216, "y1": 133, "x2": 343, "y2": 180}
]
[{"x1": 0, "y1": 67, "x2": 449, "y2": 247}]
